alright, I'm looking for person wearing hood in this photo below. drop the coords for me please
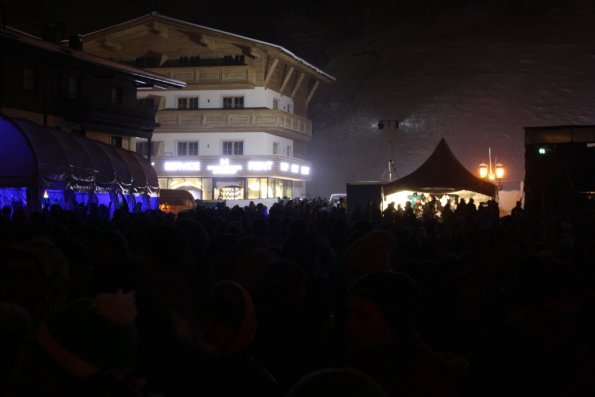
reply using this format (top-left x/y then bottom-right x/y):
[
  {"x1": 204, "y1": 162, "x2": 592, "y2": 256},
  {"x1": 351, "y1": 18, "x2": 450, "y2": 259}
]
[{"x1": 343, "y1": 271, "x2": 468, "y2": 397}]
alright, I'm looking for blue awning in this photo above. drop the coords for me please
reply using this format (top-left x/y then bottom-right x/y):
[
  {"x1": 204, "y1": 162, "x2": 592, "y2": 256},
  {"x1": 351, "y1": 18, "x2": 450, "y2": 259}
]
[{"x1": 0, "y1": 115, "x2": 158, "y2": 196}]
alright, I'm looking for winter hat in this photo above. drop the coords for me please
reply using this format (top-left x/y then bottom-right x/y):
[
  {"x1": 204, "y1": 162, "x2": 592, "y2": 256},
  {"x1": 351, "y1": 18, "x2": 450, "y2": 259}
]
[
  {"x1": 197, "y1": 280, "x2": 257, "y2": 357},
  {"x1": 36, "y1": 290, "x2": 138, "y2": 379},
  {"x1": 343, "y1": 230, "x2": 397, "y2": 285}
]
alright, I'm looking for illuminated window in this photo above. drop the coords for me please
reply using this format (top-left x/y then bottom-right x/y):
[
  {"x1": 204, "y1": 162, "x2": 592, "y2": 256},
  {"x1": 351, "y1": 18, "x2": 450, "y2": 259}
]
[
  {"x1": 178, "y1": 96, "x2": 199, "y2": 109},
  {"x1": 223, "y1": 96, "x2": 244, "y2": 109},
  {"x1": 178, "y1": 141, "x2": 199, "y2": 156},
  {"x1": 222, "y1": 141, "x2": 243, "y2": 155}
]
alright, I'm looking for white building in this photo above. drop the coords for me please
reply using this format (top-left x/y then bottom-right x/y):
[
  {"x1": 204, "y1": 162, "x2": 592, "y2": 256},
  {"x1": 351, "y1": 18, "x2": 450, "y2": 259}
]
[{"x1": 80, "y1": 12, "x2": 334, "y2": 203}]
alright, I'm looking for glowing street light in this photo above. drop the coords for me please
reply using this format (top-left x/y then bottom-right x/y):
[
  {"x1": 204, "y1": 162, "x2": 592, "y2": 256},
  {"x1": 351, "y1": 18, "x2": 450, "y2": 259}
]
[
  {"x1": 495, "y1": 163, "x2": 505, "y2": 179},
  {"x1": 478, "y1": 148, "x2": 505, "y2": 189},
  {"x1": 479, "y1": 163, "x2": 489, "y2": 179}
]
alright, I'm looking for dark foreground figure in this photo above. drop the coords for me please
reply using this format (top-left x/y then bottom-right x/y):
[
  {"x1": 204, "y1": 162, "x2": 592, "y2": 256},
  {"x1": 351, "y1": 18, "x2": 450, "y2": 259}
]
[{"x1": 0, "y1": 196, "x2": 594, "y2": 397}]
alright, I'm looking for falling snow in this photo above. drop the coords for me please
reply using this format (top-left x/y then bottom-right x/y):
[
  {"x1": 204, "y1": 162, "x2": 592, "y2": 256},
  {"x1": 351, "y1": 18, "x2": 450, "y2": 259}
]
[{"x1": 307, "y1": 1, "x2": 595, "y2": 198}]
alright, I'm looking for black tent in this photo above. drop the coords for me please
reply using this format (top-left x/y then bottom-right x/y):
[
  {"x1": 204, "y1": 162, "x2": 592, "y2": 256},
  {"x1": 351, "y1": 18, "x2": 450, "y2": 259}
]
[{"x1": 384, "y1": 138, "x2": 497, "y2": 198}]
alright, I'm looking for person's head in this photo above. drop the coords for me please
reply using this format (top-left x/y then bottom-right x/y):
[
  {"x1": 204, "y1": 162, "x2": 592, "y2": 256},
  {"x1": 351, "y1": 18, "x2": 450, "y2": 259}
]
[
  {"x1": 196, "y1": 280, "x2": 256, "y2": 357},
  {"x1": 0, "y1": 235, "x2": 69, "y2": 321},
  {"x1": 36, "y1": 291, "x2": 138, "y2": 381},
  {"x1": 343, "y1": 230, "x2": 396, "y2": 286},
  {"x1": 346, "y1": 272, "x2": 421, "y2": 353}
]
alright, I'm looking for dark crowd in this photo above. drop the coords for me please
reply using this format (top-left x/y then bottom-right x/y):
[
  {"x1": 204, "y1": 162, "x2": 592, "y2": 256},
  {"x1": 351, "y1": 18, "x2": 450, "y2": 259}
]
[{"x1": 1, "y1": 196, "x2": 594, "y2": 397}]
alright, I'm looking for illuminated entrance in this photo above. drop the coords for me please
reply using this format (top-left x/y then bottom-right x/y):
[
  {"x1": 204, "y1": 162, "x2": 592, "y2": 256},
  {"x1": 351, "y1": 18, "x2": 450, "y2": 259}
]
[{"x1": 214, "y1": 180, "x2": 244, "y2": 200}]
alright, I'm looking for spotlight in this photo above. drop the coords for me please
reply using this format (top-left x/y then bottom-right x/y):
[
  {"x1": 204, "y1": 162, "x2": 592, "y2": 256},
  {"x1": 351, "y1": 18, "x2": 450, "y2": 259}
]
[{"x1": 377, "y1": 121, "x2": 384, "y2": 130}]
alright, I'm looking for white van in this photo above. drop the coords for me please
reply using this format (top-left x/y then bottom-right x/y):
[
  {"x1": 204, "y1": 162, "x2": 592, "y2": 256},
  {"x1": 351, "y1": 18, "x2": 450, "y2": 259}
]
[{"x1": 329, "y1": 193, "x2": 347, "y2": 207}]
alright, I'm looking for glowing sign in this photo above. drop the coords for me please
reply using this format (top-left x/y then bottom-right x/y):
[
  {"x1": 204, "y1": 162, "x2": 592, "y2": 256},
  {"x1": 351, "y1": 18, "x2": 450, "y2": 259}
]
[
  {"x1": 279, "y1": 162, "x2": 311, "y2": 176},
  {"x1": 248, "y1": 161, "x2": 273, "y2": 171},
  {"x1": 207, "y1": 158, "x2": 242, "y2": 175},
  {"x1": 164, "y1": 161, "x2": 201, "y2": 171}
]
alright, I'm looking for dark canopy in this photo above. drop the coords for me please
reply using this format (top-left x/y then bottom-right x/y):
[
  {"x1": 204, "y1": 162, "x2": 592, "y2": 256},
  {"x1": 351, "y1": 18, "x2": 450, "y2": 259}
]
[
  {"x1": 0, "y1": 115, "x2": 158, "y2": 195},
  {"x1": 383, "y1": 138, "x2": 497, "y2": 197}
]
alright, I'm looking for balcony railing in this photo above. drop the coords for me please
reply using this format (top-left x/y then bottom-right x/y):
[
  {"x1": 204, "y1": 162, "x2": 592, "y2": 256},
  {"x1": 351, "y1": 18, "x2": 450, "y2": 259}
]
[{"x1": 155, "y1": 108, "x2": 312, "y2": 138}]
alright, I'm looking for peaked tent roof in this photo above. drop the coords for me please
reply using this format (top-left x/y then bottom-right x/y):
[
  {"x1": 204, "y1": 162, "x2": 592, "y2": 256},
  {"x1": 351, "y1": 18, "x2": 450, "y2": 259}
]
[{"x1": 384, "y1": 138, "x2": 497, "y2": 197}]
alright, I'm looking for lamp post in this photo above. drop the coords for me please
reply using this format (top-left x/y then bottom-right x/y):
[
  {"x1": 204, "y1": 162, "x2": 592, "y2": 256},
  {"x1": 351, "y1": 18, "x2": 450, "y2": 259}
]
[
  {"x1": 478, "y1": 147, "x2": 505, "y2": 189},
  {"x1": 378, "y1": 120, "x2": 399, "y2": 181}
]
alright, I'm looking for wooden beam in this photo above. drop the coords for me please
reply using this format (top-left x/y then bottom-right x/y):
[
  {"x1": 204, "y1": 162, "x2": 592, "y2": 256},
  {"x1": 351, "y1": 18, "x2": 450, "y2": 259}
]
[
  {"x1": 185, "y1": 31, "x2": 209, "y2": 47},
  {"x1": 306, "y1": 80, "x2": 320, "y2": 106},
  {"x1": 233, "y1": 44, "x2": 256, "y2": 59},
  {"x1": 264, "y1": 57, "x2": 279, "y2": 87},
  {"x1": 149, "y1": 22, "x2": 169, "y2": 38},
  {"x1": 101, "y1": 37, "x2": 122, "y2": 51},
  {"x1": 291, "y1": 72, "x2": 306, "y2": 97},
  {"x1": 279, "y1": 66, "x2": 295, "y2": 94}
]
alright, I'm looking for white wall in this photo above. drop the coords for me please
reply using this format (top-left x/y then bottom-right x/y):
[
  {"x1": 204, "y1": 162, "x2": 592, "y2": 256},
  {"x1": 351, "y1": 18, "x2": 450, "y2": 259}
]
[
  {"x1": 140, "y1": 87, "x2": 294, "y2": 111},
  {"x1": 152, "y1": 131, "x2": 294, "y2": 157}
]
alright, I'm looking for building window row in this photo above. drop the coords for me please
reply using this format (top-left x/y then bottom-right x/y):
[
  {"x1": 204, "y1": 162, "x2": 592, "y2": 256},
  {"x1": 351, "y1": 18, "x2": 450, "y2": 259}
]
[
  {"x1": 175, "y1": 96, "x2": 246, "y2": 109},
  {"x1": 222, "y1": 140, "x2": 244, "y2": 155},
  {"x1": 222, "y1": 96, "x2": 244, "y2": 109},
  {"x1": 178, "y1": 96, "x2": 199, "y2": 109},
  {"x1": 178, "y1": 141, "x2": 199, "y2": 156}
]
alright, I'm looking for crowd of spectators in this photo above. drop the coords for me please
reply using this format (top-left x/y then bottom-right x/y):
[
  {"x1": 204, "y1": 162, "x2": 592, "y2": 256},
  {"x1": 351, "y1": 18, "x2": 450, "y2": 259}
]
[{"x1": 1, "y1": 195, "x2": 594, "y2": 397}]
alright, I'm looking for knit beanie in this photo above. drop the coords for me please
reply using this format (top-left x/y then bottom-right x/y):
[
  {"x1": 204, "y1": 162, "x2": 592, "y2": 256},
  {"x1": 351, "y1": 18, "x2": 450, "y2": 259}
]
[
  {"x1": 343, "y1": 230, "x2": 397, "y2": 285},
  {"x1": 36, "y1": 290, "x2": 138, "y2": 379},
  {"x1": 198, "y1": 280, "x2": 257, "y2": 357}
]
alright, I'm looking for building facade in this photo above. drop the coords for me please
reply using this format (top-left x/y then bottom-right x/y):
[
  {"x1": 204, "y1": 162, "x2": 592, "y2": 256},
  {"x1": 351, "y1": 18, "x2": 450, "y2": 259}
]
[
  {"x1": 80, "y1": 13, "x2": 334, "y2": 202},
  {"x1": 0, "y1": 25, "x2": 184, "y2": 211}
]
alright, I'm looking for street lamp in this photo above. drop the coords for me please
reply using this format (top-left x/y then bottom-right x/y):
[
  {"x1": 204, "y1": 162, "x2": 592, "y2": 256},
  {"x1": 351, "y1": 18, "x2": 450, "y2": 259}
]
[{"x1": 478, "y1": 148, "x2": 505, "y2": 189}]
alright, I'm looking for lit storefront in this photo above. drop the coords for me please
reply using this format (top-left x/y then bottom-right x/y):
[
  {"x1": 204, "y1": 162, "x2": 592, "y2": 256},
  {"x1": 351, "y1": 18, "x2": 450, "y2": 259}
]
[{"x1": 152, "y1": 156, "x2": 311, "y2": 201}]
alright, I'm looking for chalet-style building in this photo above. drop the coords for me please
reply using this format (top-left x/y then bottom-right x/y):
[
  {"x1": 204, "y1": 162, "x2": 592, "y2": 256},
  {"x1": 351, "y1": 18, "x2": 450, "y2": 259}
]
[
  {"x1": 80, "y1": 12, "x2": 335, "y2": 202},
  {"x1": 0, "y1": 25, "x2": 185, "y2": 211}
]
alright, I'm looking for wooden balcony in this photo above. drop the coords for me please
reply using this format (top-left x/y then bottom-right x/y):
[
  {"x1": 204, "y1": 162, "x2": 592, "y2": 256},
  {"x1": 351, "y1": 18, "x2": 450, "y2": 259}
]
[
  {"x1": 155, "y1": 108, "x2": 312, "y2": 140},
  {"x1": 146, "y1": 65, "x2": 254, "y2": 87}
]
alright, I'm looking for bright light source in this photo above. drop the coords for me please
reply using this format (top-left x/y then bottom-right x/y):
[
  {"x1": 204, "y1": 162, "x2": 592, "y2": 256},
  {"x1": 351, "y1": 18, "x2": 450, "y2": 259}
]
[
  {"x1": 478, "y1": 163, "x2": 488, "y2": 179},
  {"x1": 164, "y1": 161, "x2": 201, "y2": 171},
  {"x1": 495, "y1": 163, "x2": 504, "y2": 179},
  {"x1": 538, "y1": 147, "x2": 547, "y2": 155}
]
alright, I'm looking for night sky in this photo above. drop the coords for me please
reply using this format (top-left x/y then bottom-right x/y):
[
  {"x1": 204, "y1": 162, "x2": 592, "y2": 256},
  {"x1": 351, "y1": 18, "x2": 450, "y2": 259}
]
[{"x1": 4, "y1": 0, "x2": 594, "y2": 199}]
